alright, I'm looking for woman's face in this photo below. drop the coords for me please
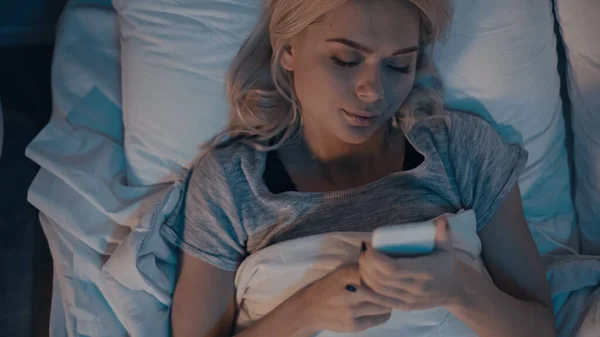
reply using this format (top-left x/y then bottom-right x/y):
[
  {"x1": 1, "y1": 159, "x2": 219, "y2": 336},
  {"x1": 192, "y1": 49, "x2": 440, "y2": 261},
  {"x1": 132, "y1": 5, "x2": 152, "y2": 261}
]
[{"x1": 280, "y1": 0, "x2": 421, "y2": 145}]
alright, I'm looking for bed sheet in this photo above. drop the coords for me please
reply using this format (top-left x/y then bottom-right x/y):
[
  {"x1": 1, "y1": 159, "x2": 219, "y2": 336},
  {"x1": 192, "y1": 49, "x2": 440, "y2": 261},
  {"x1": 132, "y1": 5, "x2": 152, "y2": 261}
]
[
  {"x1": 27, "y1": 113, "x2": 169, "y2": 336},
  {"x1": 50, "y1": 0, "x2": 120, "y2": 121},
  {"x1": 27, "y1": 2, "x2": 169, "y2": 335},
  {"x1": 554, "y1": 0, "x2": 600, "y2": 255}
]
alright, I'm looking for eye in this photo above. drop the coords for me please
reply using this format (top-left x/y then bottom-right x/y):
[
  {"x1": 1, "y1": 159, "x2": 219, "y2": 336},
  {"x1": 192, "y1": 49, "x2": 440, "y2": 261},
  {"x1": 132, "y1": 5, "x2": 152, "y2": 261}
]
[
  {"x1": 387, "y1": 64, "x2": 411, "y2": 74},
  {"x1": 330, "y1": 56, "x2": 360, "y2": 68}
]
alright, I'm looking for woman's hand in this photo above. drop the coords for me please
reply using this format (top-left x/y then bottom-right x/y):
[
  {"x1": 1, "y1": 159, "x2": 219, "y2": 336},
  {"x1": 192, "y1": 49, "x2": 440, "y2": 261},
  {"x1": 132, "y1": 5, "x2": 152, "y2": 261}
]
[
  {"x1": 295, "y1": 264, "x2": 394, "y2": 334},
  {"x1": 358, "y1": 218, "x2": 468, "y2": 311}
]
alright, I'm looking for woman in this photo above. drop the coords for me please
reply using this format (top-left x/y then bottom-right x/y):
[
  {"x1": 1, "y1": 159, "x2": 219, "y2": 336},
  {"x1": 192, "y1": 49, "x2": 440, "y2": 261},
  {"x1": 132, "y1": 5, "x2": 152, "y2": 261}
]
[{"x1": 171, "y1": 0, "x2": 556, "y2": 336}]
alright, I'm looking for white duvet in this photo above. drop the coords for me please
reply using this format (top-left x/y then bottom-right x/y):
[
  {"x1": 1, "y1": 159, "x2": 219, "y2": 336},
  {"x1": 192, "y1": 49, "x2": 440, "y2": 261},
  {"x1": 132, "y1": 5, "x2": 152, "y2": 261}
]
[{"x1": 234, "y1": 210, "x2": 485, "y2": 337}]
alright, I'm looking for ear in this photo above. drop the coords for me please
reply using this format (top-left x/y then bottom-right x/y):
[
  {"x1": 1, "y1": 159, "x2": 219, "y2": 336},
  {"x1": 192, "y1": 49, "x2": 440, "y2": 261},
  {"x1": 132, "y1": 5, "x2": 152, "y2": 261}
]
[{"x1": 279, "y1": 44, "x2": 295, "y2": 72}]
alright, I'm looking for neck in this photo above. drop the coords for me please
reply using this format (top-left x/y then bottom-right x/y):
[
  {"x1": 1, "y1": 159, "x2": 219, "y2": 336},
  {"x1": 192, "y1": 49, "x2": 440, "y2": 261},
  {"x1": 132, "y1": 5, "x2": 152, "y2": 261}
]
[
  {"x1": 300, "y1": 120, "x2": 391, "y2": 164},
  {"x1": 277, "y1": 119, "x2": 406, "y2": 191}
]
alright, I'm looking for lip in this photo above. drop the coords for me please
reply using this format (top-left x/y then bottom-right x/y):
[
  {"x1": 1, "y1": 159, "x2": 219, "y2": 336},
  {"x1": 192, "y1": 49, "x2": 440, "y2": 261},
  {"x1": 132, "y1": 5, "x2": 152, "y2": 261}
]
[
  {"x1": 342, "y1": 109, "x2": 379, "y2": 127},
  {"x1": 345, "y1": 109, "x2": 380, "y2": 118}
]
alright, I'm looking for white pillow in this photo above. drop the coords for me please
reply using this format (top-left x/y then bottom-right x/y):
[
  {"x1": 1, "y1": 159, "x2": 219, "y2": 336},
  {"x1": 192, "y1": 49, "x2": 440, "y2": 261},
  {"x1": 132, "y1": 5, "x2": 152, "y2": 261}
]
[
  {"x1": 434, "y1": 0, "x2": 577, "y2": 254},
  {"x1": 114, "y1": 0, "x2": 262, "y2": 186},
  {"x1": 117, "y1": 0, "x2": 576, "y2": 253},
  {"x1": 555, "y1": 0, "x2": 600, "y2": 255}
]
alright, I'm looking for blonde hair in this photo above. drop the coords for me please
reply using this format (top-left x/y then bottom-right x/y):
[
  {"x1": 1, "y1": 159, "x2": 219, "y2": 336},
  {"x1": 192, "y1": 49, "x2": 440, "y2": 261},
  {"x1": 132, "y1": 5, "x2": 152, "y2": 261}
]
[{"x1": 206, "y1": 0, "x2": 454, "y2": 152}]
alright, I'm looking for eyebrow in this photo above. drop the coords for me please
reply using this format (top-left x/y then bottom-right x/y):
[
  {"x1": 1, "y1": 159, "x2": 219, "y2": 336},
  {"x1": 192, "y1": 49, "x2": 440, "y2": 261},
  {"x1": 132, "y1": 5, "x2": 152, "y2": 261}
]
[{"x1": 326, "y1": 38, "x2": 419, "y2": 56}]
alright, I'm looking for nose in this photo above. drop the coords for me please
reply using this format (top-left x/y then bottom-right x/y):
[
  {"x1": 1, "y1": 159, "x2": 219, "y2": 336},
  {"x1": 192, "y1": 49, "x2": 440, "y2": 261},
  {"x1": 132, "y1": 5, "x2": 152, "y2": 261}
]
[{"x1": 355, "y1": 65, "x2": 384, "y2": 104}]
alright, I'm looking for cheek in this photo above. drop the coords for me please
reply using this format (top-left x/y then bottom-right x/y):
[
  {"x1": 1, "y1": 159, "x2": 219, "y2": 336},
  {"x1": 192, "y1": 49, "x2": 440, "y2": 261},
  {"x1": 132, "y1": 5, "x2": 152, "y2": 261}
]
[
  {"x1": 387, "y1": 74, "x2": 416, "y2": 107},
  {"x1": 294, "y1": 58, "x2": 349, "y2": 109}
]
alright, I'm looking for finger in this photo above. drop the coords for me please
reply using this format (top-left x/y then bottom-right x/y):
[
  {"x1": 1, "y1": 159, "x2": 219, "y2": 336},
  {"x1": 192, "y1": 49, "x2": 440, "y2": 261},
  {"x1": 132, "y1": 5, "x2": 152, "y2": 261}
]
[
  {"x1": 360, "y1": 252, "x2": 431, "y2": 291},
  {"x1": 369, "y1": 282, "x2": 412, "y2": 302},
  {"x1": 360, "y1": 261, "x2": 426, "y2": 301},
  {"x1": 434, "y1": 217, "x2": 453, "y2": 252},
  {"x1": 361, "y1": 243, "x2": 409, "y2": 278},
  {"x1": 359, "y1": 260, "x2": 397, "y2": 292},
  {"x1": 393, "y1": 257, "x2": 434, "y2": 281},
  {"x1": 357, "y1": 276, "x2": 438, "y2": 312},
  {"x1": 352, "y1": 302, "x2": 392, "y2": 317},
  {"x1": 359, "y1": 286, "x2": 433, "y2": 312},
  {"x1": 354, "y1": 313, "x2": 392, "y2": 331},
  {"x1": 360, "y1": 262, "x2": 427, "y2": 301},
  {"x1": 392, "y1": 299, "x2": 436, "y2": 311},
  {"x1": 362, "y1": 244, "x2": 435, "y2": 283},
  {"x1": 355, "y1": 284, "x2": 407, "y2": 309},
  {"x1": 368, "y1": 275, "x2": 423, "y2": 299},
  {"x1": 362, "y1": 284, "x2": 435, "y2": 312},
  {"x1": 359, "y1": 254, "x2": 393, "y2": 283},
  {"x1": 392, "y1": 277, "x2": 426, "y2": 295}
]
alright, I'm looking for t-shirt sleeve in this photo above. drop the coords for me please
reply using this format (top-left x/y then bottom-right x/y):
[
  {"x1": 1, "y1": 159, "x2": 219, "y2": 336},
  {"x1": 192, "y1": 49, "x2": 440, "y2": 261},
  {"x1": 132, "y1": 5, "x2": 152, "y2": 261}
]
[
  {"x1": 177, "y1": 151, "x2": 247, "y2": 271},
  {"x1": 449, "y1": 112, "x2": 529, "y2": 232}
]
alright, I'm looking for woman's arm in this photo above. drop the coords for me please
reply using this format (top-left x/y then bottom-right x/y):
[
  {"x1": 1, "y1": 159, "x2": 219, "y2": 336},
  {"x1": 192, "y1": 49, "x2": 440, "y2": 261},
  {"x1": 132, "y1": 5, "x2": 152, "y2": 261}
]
[
  {"x1": 172, "y1": 251, "x2": 236, "y2": 337},
  {"x1": 173, "y1": 251, "x2": 396, "y2": 337},
  {"x1": 171, "y1": 251, "x2": 315, "y2": 337},
  {"x1": 232, "y1": 294, "x2": 315, "y2": 337},
  {"x1": 446, "y1": 186, "x2": 556, "y2": 337}
]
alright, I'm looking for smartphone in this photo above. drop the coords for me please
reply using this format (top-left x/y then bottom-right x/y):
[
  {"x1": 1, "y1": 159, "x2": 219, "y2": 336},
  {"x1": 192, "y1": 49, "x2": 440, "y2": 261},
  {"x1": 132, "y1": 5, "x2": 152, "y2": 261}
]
[{"x1": 371, "y1": 221, "x2": 437, "y2": 257}]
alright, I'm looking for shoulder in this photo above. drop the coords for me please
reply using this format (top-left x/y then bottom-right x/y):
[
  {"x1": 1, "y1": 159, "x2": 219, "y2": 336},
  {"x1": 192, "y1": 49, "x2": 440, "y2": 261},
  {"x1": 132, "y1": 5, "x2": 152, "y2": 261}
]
[
  {"x1": 406, "y1": 109, "x2": 527, "y2": 177},
  {"x1": 446, "y1": 110, "x2": 500, "y2": 136},
  {"x1": 410, "y1": 110, "x2": 493, "y2": 135},
  {"x1": 408, "y1": 110, "x2": 503, "y2": 147},
  {"x1": 189, "y1": 139, "x2": 264, "y2": 190}
]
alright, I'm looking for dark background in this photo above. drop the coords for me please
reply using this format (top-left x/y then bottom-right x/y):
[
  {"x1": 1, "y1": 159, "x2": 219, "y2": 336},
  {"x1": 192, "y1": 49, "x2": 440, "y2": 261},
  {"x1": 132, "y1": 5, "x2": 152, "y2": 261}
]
[{"x1": 1, "y1": 0, "x2": 68, "y2": 336}]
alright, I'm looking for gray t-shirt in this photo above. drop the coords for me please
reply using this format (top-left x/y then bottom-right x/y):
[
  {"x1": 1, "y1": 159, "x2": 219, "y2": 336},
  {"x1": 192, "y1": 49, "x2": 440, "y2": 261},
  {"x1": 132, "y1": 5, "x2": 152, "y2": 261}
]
[{"x1": 169, "y1": 111, "x2": 528, "y2": 271}]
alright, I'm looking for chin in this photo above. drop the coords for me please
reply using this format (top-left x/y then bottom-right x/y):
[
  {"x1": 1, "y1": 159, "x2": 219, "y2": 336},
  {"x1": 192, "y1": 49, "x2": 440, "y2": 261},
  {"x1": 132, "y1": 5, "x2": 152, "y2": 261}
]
[
  {"x1": 333, "y1": 112, "x2": 393, "y2": 145},
  {"x1": 336, "y1": 126, "x2": 380, "y2": 145}
]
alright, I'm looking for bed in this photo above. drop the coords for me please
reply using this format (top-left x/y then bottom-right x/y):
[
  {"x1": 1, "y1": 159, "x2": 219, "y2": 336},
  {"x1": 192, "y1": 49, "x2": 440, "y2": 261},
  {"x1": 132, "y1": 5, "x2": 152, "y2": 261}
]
[{"x1": 26, "y1": 0, "x2": 600, "y2": 336}]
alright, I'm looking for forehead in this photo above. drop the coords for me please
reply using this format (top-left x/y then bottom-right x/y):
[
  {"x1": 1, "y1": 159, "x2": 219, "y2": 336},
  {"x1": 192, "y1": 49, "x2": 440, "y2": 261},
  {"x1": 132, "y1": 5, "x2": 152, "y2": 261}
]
[{"x1": 305, "y1": 0, "x2": 421, "y2": 49}]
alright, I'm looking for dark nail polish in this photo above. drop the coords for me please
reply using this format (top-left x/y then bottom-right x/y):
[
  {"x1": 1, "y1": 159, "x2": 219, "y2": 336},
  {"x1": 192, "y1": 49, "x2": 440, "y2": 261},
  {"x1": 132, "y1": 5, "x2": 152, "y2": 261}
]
[
  {"x1": 361, "y1": 241, "x2": 367, "y2": 252},
  {"x1": 345, "y1": 284, "x2": 357, "y2": 292}
]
